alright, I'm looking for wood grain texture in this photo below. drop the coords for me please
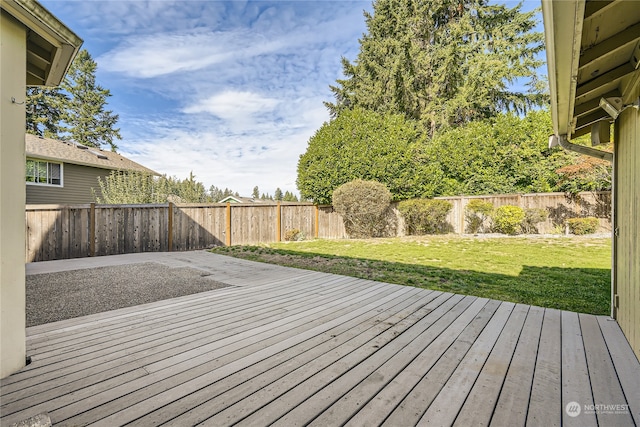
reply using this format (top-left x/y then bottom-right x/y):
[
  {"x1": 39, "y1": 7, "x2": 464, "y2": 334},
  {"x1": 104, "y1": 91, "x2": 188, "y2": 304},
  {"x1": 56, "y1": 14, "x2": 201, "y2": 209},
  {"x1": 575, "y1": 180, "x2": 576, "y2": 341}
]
[{"x1": 4, "y1": 253, "x2": 638, "y2": 426}]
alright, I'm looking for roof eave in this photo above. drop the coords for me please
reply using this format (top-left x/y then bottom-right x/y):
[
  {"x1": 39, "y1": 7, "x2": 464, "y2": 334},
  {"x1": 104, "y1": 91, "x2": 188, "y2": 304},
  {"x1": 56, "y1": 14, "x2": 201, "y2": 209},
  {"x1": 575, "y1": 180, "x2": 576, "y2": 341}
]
[
  {"x1": 542, "y1": 0, "x2": 585, "y2": 140},
  {"x1": 1, "y1": 0, "x2": 83, "y2": 86}
]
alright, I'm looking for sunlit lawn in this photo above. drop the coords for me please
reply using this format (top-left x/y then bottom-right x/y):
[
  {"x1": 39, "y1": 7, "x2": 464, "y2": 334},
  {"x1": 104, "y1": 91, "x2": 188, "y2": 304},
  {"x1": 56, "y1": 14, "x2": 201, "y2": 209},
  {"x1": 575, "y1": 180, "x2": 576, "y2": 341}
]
[{"x1": 211, "y1": 235, "x2": 612, "y2": 315}]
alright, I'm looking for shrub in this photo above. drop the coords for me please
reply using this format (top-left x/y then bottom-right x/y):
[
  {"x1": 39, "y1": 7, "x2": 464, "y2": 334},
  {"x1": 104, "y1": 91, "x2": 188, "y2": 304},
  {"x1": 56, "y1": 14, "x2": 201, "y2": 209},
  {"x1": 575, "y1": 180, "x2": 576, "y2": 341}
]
[
  {"x1": 398, "y1": 199, "x2": 453, "y2": 235},
  {"x1": 521, "y1": 208, "x2": 549, "y2": 234},
  {"x1": 332, "y1": 180, "x2": 395, "y2": 238},
  {"x1": 464, "y1": 199, "x2": 494, "y2": 233},
  {"x1": 567, "y1": 217, "x2": 599, "y2": 235},
  {"x1": 284, "y1": 229, "x2": 305, "y2": 241},
  {"x1": 492, "y1": 205, "x2": 525, "y2": 235}
]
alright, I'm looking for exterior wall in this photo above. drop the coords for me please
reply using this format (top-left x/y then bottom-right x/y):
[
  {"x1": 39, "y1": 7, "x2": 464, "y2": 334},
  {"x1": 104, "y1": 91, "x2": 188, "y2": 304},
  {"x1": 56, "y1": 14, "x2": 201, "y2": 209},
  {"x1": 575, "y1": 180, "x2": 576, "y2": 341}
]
[
  {"x1": 614, "y1": 90, "x2": 640, "y2": 361},
  {"x1": 0, "y1": 12, "x2": 27, "y2": 378},
  {"x1": 26, "y1": 163, "x2": 111, "y2": 204}
]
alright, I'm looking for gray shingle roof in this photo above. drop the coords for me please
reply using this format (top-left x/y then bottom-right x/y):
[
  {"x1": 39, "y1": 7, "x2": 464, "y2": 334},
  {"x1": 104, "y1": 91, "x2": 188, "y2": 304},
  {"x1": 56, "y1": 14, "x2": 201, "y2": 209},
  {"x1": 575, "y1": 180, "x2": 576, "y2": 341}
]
[{"x1": 25, "y1": 134, "x2": 159, "y2": 175}]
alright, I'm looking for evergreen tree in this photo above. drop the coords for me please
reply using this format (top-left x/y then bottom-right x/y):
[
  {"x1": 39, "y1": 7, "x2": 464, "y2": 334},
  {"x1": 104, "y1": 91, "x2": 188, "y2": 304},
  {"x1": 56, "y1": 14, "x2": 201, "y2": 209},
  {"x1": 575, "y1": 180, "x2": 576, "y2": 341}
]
[
  {"x1": 209, "y1": 185, "x2": 224, "y2": 202},
  {"x1": 252, "y1": 186, "x2": 260, "y2": 199},
  {"x1": 25, "y1": 87, "x2": 68, "y2": 137},
  {"x1": 283, "y1": 191, "x2": 299, "y2": 202},
  {"x1": 326, "y1": 0, "x2": 546, "y2": 135},
  {"x1": 274, "y1": 188, "x2": 283, "y2": 201},
  {"x1": 59, "y1": 49, "x2": 121, "y2": 151}
]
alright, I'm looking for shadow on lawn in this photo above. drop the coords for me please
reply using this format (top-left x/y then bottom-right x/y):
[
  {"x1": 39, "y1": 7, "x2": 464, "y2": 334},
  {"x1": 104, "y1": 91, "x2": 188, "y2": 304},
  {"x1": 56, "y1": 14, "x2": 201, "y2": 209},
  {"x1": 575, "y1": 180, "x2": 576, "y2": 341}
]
[{"x1": 211, "y1": 246, "x2": 611, "y2": 315}]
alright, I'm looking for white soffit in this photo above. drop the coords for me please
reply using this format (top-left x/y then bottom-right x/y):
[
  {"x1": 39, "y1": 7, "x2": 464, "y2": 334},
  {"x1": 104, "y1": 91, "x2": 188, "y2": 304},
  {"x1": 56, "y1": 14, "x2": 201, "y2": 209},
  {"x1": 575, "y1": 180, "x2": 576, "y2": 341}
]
[{"x1": 543, "y1": 0, "x2": 640, "y2": 140}]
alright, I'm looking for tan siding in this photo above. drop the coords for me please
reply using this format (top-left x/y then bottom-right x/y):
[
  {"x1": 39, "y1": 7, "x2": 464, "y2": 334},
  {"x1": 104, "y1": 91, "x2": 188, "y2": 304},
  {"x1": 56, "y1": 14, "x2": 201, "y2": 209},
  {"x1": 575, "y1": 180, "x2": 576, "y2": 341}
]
[
  {"x1": 26, "y1": 163, "x2": 110, "y2": 204},
  {"x1": 614, "y1": 101, "x2": 640, "y2": 360}
]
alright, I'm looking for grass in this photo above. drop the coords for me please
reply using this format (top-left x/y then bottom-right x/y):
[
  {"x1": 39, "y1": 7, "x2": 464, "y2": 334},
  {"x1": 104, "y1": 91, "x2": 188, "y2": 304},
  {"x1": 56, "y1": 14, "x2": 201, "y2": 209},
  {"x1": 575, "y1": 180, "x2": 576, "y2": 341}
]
[{"x1": 210, "y1": 235, "x2": 612, "y2": 315}]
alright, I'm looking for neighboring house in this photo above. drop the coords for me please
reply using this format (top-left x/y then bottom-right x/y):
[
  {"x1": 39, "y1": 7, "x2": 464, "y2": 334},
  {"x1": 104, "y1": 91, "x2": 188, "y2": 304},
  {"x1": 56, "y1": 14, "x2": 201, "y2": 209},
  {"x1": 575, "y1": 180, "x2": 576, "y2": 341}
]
[
  {"x1": 218, "y1": 195, "x2": 266, "y2": 204},
  {"x1": 25, "y1": 134, "x2": 158, "y2": 204},
  {"x1": 1, "y1": 0, "x2": 82, "y2": 378},
  {"x1": 542, "y1": 0, "x2": 640, "y2": 359}
]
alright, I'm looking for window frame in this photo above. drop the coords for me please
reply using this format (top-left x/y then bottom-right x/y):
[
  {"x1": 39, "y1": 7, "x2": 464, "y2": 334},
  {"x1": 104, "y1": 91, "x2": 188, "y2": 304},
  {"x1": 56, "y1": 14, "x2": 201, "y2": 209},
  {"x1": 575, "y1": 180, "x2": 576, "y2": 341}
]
[{"x1": 26, "y1": 158, "x2": 64, "y2": 187}]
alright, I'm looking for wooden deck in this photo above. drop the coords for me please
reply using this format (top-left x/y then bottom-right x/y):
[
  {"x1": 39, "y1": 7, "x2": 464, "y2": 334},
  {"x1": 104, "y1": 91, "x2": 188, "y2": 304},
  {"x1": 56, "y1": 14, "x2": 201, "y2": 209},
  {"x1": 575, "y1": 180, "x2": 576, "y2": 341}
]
[{"x1": 2, "y1": 251, "x2": 639, "y2": 426}]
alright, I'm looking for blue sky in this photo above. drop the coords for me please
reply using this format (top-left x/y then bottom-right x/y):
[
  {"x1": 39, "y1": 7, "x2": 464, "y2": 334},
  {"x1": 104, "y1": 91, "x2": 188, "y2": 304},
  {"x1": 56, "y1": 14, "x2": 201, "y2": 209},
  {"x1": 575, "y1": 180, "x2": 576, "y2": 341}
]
[{"x1": 41, "y1": 0, "x2": 543, "y2": 198}]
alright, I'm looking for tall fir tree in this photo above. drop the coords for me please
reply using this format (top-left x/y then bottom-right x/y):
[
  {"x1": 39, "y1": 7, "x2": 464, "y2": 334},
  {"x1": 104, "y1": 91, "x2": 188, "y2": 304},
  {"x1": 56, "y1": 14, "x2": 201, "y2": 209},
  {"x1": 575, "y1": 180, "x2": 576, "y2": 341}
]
[
  {"x1": 59, "y1": 49, "x2": 121, "y2": 151},
  {"x1": 326, "y1": 0, "x2": 546, "y2": 136},
  {"x1": 25, "y1": 86, "x2": 68, "y2": 137}
]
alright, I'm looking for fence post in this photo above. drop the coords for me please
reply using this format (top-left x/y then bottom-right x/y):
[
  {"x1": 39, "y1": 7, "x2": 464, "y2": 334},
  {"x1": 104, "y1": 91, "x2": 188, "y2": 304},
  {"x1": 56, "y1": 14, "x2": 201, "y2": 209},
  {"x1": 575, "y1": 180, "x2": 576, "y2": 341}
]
[
  {"x1": 89, "y1": 203, "x2": 96, "y2": 257},
  {"x1": 226, "y1": 202, "x2": 232, "y2": 246},
  {"x1": 276, "y1": 202, "x2": 281, "y2": 242},
  {"x1": 168, "y1": 202, "x2": 173, "y2": 251},
  {"x1": 314, "y1": 205, "x2": 319, "y2": 238},
  {"x1": 459, "y1": 197, "x2": 465, "y2": 234}
]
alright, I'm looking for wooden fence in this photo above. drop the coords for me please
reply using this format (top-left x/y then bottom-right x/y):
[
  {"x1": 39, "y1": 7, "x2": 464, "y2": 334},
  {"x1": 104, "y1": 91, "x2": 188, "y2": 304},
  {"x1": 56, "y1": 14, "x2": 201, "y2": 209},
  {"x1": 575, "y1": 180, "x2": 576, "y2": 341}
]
[
  {"x1": 25, "y1": 202, "x2": 348, "y2": 262},
  {"x1": 26, "y1": 192, "x2": 611, "y2": 262},
  {"x1": 436, "y1": 191, "x2": 612, "y2": 234}
]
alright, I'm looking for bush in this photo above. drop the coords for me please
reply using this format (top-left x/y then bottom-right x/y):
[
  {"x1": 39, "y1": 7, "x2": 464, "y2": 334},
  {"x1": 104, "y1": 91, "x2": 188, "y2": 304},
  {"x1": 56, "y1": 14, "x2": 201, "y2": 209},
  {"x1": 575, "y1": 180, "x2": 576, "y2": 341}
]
[
  {"x1": 464, "y1": 199, "x2": 494, "y2": 233},
  {"x1": 567, "y1": 217, "x2": 599, "y2": 235},
  {"x1": 284, "y1": 229, "x2": 305, "y2": 241},
  {"x1": 521, "y1": 208, "x2": 549, "y2": 234},
  {"x1": 332, "y1": 180, "x2": 395, "y2": 238},
  {"x1": 398, "y1": 199, "x2": 453, "y2": 235},
  {"x1": 492, "y1": 205, "x2": 525, "y2": 235}
]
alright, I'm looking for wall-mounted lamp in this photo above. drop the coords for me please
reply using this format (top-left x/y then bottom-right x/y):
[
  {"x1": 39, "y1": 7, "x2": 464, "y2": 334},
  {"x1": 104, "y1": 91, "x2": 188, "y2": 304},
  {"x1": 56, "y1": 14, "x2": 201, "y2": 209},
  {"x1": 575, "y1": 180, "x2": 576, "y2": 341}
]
[
  {"x1": 599, "y1": 97, "x2": 623, "y2": 120},
  {"x1": 599, "y1": 96, "x2": 640, "y2": 120}
]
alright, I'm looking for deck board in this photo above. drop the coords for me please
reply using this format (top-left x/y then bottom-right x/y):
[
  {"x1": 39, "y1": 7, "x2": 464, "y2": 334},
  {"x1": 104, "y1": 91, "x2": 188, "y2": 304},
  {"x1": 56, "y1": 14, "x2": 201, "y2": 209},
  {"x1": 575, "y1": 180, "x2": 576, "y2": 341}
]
[
  {"x1": 453, "y1": 303, "x2": 530, "y2": 427},
  {"x1": 561, "y1": 311, "x2": 597, "y2": 427},
  {"x1": 130, "y1": 287, "x2": 430, "y2": 426},
  {"x1": 2, "y1": 251, "x2": 638, "y2": 427},
  {"x1": 526, "y1": 308, "x2": 562, "y2": 427},
  {"x1": 580, "y1": 313, "x2": 636, "y2": 426},
  {"x1": 488, "y1": 305, "x2": 543, "y2": 427}
]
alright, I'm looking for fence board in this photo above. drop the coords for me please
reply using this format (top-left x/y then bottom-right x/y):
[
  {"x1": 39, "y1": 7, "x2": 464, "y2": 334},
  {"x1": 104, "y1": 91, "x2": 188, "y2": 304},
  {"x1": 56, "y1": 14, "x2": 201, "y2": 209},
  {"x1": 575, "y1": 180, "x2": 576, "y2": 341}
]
[
  {"x1": 281, "y1": 205, "x2": 315, "y2": 240},
  {"x1": 25, "y1": 193, "x2": 611, "y2": 262},
  {"x1": 436, "y1": 192, "x2": 611, "y2": 234}
]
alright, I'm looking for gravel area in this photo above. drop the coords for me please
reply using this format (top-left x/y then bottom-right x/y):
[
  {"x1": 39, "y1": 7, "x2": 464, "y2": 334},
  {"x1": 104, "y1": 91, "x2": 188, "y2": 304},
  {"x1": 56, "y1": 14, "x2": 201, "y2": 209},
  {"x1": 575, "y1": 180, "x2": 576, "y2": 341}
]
[{"x1": 26, "y1": 263, "x2": 231, "y2": 327}]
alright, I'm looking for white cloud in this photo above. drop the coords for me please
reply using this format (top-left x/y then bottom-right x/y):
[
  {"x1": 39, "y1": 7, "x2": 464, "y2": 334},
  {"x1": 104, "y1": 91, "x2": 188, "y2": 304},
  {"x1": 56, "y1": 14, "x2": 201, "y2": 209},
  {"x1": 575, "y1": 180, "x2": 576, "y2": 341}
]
[
  {"x1": 99, "y1": 29, "x2": 290, "y2": 78},
  {"x1": 119, "y1": 93, "x2": 330, "y2": 196},
  {"x1": 120, "y1": 127, "x2": 314, "y2": 197},
  {"x1": 41, "y1": 0, "x2": 370, "y2": 194},
  {"x1": 184, "y1": 90, "x2": 280, "y2": 121}
]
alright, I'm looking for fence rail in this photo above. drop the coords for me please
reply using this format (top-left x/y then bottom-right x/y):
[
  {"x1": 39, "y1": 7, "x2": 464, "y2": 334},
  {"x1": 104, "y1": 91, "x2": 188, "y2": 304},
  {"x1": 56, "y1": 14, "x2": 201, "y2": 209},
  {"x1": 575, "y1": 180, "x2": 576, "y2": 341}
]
[{"x1": 26, "y1": 191, "x2": 611, "y2": 262}]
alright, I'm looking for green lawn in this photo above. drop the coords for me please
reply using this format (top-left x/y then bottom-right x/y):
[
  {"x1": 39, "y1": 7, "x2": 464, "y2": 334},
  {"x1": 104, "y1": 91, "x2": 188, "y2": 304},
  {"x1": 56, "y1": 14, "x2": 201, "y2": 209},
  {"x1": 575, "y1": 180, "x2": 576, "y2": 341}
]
[{"x1": 210, "y1": 235, "x2": 612, "y2": 315}]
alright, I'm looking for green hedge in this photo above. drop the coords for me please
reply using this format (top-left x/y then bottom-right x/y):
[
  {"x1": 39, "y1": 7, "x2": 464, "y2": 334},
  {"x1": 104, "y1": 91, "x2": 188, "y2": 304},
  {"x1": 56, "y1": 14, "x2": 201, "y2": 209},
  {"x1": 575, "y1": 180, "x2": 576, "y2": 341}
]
[
  {"x1": 398, "y1": 199, "x2": 453, "y2": 235},
  {"x1": 492, "y1": 205, "x2": 525, "y2": 235},
  {"x1": 567, "y1": 217, "x2": 599, "y2": 235},
  {"x1": 464, "y1": 199, "x2": 494, "y2": 233},
  {"x1": 332, "y1": 180, "x2": 395, "y2": 238}
]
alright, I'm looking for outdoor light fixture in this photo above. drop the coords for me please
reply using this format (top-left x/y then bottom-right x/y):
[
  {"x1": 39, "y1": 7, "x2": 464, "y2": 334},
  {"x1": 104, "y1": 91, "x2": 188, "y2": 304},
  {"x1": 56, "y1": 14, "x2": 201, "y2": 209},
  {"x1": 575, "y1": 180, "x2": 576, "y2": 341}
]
[
  {"x1": 599, "y1": 96, "x2": 640, "y2": 120},
  {"x1": 599, "y1": 97, "x2": 624, "y2": 120}
]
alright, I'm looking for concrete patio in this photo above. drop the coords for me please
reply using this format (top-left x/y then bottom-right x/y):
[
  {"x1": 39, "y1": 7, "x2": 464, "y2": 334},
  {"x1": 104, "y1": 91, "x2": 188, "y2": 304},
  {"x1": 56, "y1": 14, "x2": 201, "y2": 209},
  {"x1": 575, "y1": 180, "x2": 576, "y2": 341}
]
[{"x1": 1, "y1": 251, "x2": 638, "y2": 426}]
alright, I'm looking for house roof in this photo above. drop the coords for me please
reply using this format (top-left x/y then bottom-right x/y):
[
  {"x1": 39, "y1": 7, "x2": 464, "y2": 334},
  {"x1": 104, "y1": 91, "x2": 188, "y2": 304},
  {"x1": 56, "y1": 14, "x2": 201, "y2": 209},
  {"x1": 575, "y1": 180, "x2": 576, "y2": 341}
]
[
  {"x1": 26, "y1": 134, "x2": 159, "y2": 175},
  {"x1": 1, "y1": 0, "x2": 83, "y2": 86},
  {"x1": 542, "y1": 0, "x2": 640, "y2": 142},
  {"x1": 218, "y1": 196, "x2": 265, "y2": 204}
]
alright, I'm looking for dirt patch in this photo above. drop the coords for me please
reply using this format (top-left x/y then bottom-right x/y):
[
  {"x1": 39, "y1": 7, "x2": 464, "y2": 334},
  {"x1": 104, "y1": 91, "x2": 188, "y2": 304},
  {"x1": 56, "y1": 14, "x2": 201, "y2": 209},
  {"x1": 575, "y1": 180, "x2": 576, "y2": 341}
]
[{"x1": 26, "y1": 263, "x2": 231, "y2": 326}]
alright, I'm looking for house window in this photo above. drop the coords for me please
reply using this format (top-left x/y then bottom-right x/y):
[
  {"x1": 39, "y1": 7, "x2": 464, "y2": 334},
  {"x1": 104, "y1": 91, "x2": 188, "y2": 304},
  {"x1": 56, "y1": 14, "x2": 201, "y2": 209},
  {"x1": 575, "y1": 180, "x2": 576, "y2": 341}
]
[{"x1": 26, "y1": 159, "x2": 62, "y2": 186}]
